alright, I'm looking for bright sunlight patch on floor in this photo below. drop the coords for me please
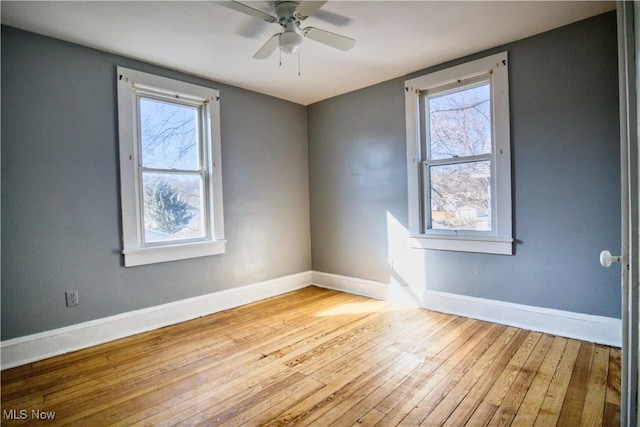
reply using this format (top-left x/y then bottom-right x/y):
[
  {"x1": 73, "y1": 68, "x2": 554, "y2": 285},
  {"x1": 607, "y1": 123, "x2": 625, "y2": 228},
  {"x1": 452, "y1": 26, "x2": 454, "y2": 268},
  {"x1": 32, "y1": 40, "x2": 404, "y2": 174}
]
[{"x1": 315, "y1": 300, "x2": 408, "y2": 317}]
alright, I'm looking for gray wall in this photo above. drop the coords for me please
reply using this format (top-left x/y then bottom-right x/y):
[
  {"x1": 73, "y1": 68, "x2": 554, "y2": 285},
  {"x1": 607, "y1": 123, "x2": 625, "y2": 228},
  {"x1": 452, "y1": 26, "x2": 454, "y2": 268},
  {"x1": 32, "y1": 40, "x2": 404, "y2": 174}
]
[
  {"x1": 308, "y1": 12, "x2": 622, "y2": 318},
  {"x1": 0, "y1": 11, "x2": 623, "y2": 342},
  {"x1": 1, "y1": 26, "x2": 311, "y2": 340}
]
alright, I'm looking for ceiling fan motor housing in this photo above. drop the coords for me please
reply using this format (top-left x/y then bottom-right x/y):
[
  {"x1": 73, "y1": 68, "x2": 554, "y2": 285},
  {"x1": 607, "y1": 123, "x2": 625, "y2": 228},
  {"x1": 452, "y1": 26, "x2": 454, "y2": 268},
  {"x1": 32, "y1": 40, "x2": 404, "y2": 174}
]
[
  {"x1": 275, "y1": 1, "x2": 301, "y2": 28},
  {"x1": 274, "y1": 1, "x2": 303, "y2": 53}
]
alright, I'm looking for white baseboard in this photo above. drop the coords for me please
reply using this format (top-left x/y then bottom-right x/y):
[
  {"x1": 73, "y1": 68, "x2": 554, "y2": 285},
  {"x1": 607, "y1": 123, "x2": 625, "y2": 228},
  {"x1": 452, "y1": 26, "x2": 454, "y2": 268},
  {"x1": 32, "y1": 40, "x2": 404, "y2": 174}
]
[
  {"x1": 311, "y1": 271, "x2": 388, "y2": 300},
  {"x1": 1, "y1": 271, "x2": 311, "y2": 370},
  {"x1": 311, "y1": 271, "x2": 622, "y2": 347},
  {"x1": 2, "y1": 269, "x2": 621, "y2": 370},
  {"x1": 421, "y1": 289, "x2": 622, "y2": 347}
]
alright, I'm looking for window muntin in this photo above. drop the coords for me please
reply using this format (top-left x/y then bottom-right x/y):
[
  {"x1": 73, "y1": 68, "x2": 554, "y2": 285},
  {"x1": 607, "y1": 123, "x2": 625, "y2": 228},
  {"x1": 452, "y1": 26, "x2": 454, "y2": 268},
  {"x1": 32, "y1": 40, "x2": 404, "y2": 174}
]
[
  {"x1": 117, "y1": 67, "x2": 225, "y2": 266},
  {"x1": 404, "y1": 52, "x2": 512, "y2": 255}
]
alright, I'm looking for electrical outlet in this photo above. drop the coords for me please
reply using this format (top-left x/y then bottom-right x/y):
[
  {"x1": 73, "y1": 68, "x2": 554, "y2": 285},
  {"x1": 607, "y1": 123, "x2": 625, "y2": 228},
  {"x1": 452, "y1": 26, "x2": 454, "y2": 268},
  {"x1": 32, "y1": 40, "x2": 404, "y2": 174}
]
[{"x1": 65, "y1": 290, "x2": 79, "y2": 307}]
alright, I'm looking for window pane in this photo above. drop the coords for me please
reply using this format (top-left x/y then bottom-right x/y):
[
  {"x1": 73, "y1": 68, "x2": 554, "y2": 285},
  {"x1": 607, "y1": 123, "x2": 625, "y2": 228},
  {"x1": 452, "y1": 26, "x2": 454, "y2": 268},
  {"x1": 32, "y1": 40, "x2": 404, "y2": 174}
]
[
  {"x1": 429, "y1": 161, "x2": 491, "y2": 231},
  {"x1": 142, "y1": 173, "x2": 205, "y2": 243},
  {"x1": 139, "y1": 97, "x2": 199, "y2": 170},
  {"x1": 428, "y1": 83, "x2": 491, "y2": 160}
]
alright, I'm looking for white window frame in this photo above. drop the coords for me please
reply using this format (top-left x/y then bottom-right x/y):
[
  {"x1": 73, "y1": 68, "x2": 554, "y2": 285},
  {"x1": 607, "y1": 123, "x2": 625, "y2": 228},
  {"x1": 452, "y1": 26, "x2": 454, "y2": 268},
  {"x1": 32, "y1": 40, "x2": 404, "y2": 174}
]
[
  {"x1": 116, "y1": 67, "x2": 225, "y2": 266},
  {"x1": 404, "y1": 52, "x2": 513, "y2": 255}
]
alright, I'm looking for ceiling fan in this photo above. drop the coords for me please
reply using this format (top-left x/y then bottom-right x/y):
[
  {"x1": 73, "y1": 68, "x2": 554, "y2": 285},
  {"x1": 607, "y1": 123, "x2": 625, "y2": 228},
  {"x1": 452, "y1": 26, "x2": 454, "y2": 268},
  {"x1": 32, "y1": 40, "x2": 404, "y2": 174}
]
[{"x1": 221, "y1": 1, "x2": 356, "y2": 59}]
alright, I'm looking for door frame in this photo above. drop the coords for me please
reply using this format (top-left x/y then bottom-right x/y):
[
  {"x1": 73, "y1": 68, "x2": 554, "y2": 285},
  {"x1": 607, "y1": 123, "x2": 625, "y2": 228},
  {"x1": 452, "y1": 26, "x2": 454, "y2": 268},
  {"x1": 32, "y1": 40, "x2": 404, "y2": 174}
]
[{"x1": 617, "y1": 2, "x2": 639, "y2": 426}]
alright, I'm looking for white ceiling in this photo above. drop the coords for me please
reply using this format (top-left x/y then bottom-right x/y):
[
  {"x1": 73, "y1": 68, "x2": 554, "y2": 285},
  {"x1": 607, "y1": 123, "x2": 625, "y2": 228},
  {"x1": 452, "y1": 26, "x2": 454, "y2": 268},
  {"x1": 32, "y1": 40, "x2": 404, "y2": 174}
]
[{"x1": 1, "y1": 1, "x2": 615, "y2": 105}]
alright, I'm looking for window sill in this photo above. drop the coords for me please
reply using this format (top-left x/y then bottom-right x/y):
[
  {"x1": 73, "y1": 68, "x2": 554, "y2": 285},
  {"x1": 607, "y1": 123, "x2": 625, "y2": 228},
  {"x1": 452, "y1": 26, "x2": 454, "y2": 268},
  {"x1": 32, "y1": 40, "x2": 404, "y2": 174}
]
[
  {"x1": 410, "y1": 235, "x2": 513, "y2": 255},
  {"x1": 122, "y1": 240, "x2": 226, "y2": 267}
]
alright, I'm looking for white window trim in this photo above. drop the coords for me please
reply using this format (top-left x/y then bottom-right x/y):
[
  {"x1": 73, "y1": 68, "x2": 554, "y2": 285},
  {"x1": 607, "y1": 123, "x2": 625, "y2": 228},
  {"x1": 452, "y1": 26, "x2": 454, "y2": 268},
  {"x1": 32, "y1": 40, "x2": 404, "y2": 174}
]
[
  {"x1": 404, "y1": 52, "x2": 513, "y2": 255},
  {"x1": 117, "y1": 67, "x2": 225, "y2": 267}
]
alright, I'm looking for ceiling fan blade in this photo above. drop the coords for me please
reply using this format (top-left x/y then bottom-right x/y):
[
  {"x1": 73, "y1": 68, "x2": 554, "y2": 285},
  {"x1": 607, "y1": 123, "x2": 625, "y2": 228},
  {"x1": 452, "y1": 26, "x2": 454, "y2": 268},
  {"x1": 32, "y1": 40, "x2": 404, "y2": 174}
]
[
  {"x1": 296, "y1": 1, "x2": 327, "y2": 19},
  {"x1": 218, "y1": 1, "x2": 277, "y2": 23},
  {"x1": 303, "y1": 27, "x2": 355, "y2": 51},
  {"x1": 253, "y1": 34, "x2": 280, "y2": 59}
]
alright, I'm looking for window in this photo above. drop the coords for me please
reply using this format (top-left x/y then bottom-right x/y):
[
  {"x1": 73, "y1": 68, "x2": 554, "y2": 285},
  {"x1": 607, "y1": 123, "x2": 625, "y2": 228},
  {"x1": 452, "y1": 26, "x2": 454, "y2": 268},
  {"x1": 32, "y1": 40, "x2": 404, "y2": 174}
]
[
  {"x1": 404, "y1": 52, "x2": 512, "y2": 255},
  {"x1": 117, "y1": 67, "x2": 225, "y2": 266}
]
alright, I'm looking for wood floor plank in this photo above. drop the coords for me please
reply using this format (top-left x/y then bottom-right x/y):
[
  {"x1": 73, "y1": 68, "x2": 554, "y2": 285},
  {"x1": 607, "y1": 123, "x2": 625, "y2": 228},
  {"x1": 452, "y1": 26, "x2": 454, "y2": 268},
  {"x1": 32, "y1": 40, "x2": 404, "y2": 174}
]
[
  {"x1": 332, "y1": 320, "x2": 489, "y2": 427},
  {"x1": 303, "y1": 351, "x2": 423, "y2": 426},
  {"x1": 260, "y1": 341, "x2": 404, "y2": 426},
  {"x1": 263, "y1": 315, "x2": 469, "y2": 426},
  {"x1": 2, "y1": 287, "x2": 330, "y2": 383},
  {"x1": 227, "y1": 376, "x2": 326, "y2": 426},
  {"x1": 57, "y1": 348, "x2": 281, "y2": 424},
  {"x1": 3, "y1": 333, "x2": 238, "y2": 413},
  {"x1": 350, "y1": 408, "x2": 386, "y2": 426},
  {"x1": 379, "y1": 324, "x2": 517, "y2": 426},
  {"x1": 302, "y1": 313, "x2": 464, "y2": 426},
  {"x1": 287, "y1": 308, "x2": 415, "y2": 376},
  {"x1": 487, "y1": 333, "x2": 554, "y2": 426},
  {"x1": 1, "y1": 288, "x2": 343, "y2": 402},
  {"x1": 533, "y1": 338, "x2": 582, "y2": 426},
  {"x1": 603, "y1": 345, "x2": 621, "y2": 427},
  {"x1": 186, "y1": 372, "x2": 311, "y2": 425},
  {"x1": 11, "y1": 296, "x2": 344, "y2": 412},
  {"x1": 509, "y1": 336, "x2": 568, "y2": 426},
  {"x1": 78, "y1": 347, "x2": 292, "y2": 425},
  {"x1": 606, "y1": 346, "x2": 621, "y2": 405},
  {"x1": 373, "y1": 320, "x2": 501, "y2": 417},
  {"x1": 603, "y1": 402, "x2": 621, "y2": 427},
  {"x1": 460, "y1": 331, "x2": 543, "y2": 426},
  {"x1": 373, "y1": 319, "x2": 501, "y2": 421},
  {"x1": 0, "y1": 286, "x2": 620, "y2": 427},
  {"x1": 580, "y1": 345, "x2": 610, "y2": 426},
  {"x1": 414, "y1": 328, "x2": 530, "y2": 426},
  {"x1": 556, "y1": 341, "x2": 595, "y2": 426},
  {"x1": 5, "y1": 291, "x2": 355, "y2": 423},
  {"x1": 113, "y1": 303, "x2": 399, "y2": 425}
]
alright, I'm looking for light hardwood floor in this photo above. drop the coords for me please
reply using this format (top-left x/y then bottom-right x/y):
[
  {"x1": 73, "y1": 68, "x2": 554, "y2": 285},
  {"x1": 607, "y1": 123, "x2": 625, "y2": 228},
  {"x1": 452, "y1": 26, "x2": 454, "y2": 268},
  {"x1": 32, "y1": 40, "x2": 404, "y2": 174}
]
[{"x1": 1, "y1": 286, "x2": 620, "y2": 426}]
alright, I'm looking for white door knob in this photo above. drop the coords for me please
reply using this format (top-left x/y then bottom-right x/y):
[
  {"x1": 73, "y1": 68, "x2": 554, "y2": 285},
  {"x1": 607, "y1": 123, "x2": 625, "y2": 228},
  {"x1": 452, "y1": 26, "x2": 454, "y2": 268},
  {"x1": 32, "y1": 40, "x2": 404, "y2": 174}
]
[{"x1": 600, "y1": 250, "x2": 621, "y2": 268}]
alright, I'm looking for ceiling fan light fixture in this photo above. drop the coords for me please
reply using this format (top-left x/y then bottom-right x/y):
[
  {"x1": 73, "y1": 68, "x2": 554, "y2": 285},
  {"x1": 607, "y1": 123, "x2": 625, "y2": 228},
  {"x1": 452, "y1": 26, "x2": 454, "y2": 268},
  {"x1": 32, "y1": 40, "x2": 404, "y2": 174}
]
[{"x1": 279, "y1": 31, "x2": 303, "y2": 54}]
